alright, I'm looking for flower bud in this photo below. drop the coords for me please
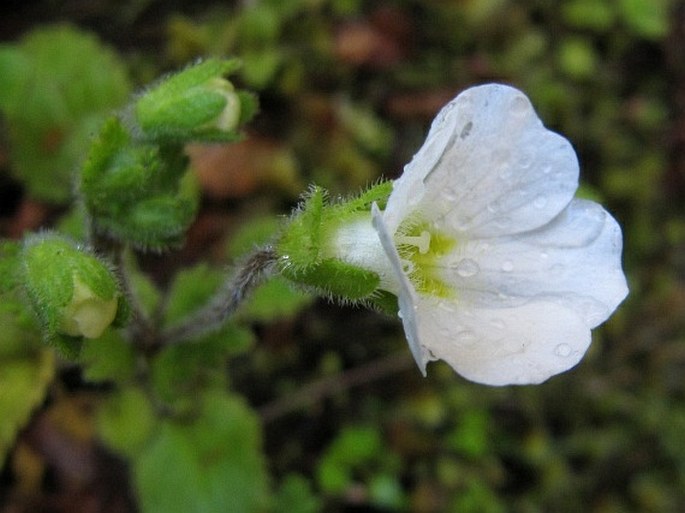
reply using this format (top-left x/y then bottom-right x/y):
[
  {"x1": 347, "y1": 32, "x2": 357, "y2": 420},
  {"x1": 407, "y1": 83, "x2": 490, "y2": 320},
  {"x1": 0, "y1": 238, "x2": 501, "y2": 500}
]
[
  {"x1": 21, "y1": 234, "x2": 123, "y2": 345},
  {"x1": 134, "y1": 58, "x2": 254, "y2": 142}
]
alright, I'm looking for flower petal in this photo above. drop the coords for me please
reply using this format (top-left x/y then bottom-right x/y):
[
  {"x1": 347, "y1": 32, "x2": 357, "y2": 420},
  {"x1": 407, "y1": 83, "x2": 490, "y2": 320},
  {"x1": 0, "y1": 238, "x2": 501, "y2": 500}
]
[
  {"x1": 416, "y1": 298, "x2": 592, "y2": 385},
  {"x1": 436, "y1": 199, "x2": 628, "y2": 328},
  {"x1": 384, "y1": 84, "x2": 578, "y2": 238},
  {"x1": 371, "y1": 203, "x2": 428, "y2": 375}
]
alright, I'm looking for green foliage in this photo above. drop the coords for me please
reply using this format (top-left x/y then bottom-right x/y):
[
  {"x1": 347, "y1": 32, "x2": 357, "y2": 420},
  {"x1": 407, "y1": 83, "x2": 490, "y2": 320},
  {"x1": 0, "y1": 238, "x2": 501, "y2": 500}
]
[
  {"x1": 272, "y1": 474, "x2": 321, "y2": 513},
  {"x1": 80, "y1": 330, "x2": 137, "y2": 384},
  {"x1": 133, "y1": 391, "x2": 268, "y2": 513},
  {"x1": 97, "y1": 386, "x2": 158, "y2": 459},
  {"x1": 0, "y1": 0, "x2": 682, "y2": 510},
  {"x1": 81, "y1": 117, "x2": 199, "y2": 250},
  {"x1": 0, "y1": 349, "x2": 55, "y2": 466},
  {"x1": 317, "y1": 425, "x2": 406, "y2": 509},
  {"x1": 0, "y1": 24, "x2": 131, "y2": 203}
]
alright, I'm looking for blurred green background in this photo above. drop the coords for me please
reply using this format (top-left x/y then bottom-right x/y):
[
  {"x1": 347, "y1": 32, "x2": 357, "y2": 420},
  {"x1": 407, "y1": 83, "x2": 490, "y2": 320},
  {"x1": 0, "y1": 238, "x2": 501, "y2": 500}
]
[{"x1": 1, "y1": 0, "x2": 684, "y2": 512}]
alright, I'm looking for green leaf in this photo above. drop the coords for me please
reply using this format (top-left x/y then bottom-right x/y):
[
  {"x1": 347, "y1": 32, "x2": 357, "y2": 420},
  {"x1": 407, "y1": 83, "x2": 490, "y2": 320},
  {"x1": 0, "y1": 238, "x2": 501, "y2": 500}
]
[
  {"x1": 151, "y1": 323, "x2": 253, "y2": 405},
  {"x1": 619, "y1": 0, "x2": 669, "y2": 39},
  {"x1": 317, "y1": 425, "x2": 383, "y2": 494},
  {"x1": 0, "y1": 349, "x2": 55, "y2": 465},
  {"x1": 133, "y1": 391, "x2": 269, "y2": 513},
  {"x1": 163, "y1": 263, "x2": 224, "y2": 326},
  {"x1": 272, "y1": 474, "x2": 321, "y2": 513},
  {"x1": 97, "y1": 386, "x2": 157, "y2": 459},
  {"x1": 0, "y1": 24, "x2": 131, "y2": 203},
  {"x1": 80, "y1": 329, "x2": 136, "y2": 384},
  {"x1": 238, "y1": 277, "x2": 312, "y2": 322}
]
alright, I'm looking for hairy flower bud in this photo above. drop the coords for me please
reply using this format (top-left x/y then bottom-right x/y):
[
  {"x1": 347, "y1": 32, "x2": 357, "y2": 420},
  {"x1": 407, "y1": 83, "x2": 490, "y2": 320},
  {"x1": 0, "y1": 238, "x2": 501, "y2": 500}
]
[
  {"x1": 134, "y1": 58, "x2": 255, "y2": 142},
  {"x1": 21, "y1": 234, "x2": 124, "y2": 347}
]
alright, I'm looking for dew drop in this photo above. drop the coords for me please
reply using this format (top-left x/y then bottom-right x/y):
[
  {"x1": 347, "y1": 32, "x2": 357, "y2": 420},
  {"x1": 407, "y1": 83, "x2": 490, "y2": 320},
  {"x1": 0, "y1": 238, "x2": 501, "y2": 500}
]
[
  {"x1": 460, "y1": 121, "x2": 473, "y2": 139},
  {"x1": 455, "y1": 258, "x2": 480, "y2": 278},
  {"x1": 511, "y1": 95, "x2": 529, "y2": 115},
  {"x1": 542, "y1": 165, "x2": 552, "y2": 175},
  {"x1": 437, "y1": 301, "x2": 455, "y2": 312},
  {"x1": 517, "y1": 152, "x2": 533, "y2": 168},
  {"x1": 490, "y1": 318, "x2": 506, "y2": 330},
  {"x1": 554, "y1": 343, "x2": 572, "y2": 357},
  {"x1": 450, "y1": 217, "x2": 470, "y2": 232},
  {"x1": 441, "y1": 189, "x2": 457, "y2": 202},
  {"x1": 533, "y1": 195, "x2": 548, "y2": 209},
  {"x1": 501, "y1": 260, "x2": 514, "y2": 272},
  {"x1": 540, "y1": 251, "x2": 549, "y2": 260},
  {"x1": 498, "y1": 164, "x2": 513, "y2": 180},
  {"x1": 549, "y1": 263, "x2": 564, "y2": 276},
  {"x1": 456, "y1": 330, "x2": 477, "y2": 345}
]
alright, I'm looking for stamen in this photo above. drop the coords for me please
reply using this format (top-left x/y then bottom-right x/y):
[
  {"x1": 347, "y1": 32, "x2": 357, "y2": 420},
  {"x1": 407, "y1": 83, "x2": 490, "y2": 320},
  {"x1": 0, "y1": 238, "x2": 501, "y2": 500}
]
[{"x1": 396, "y1": 230, "x2": 431, "y2": 254}]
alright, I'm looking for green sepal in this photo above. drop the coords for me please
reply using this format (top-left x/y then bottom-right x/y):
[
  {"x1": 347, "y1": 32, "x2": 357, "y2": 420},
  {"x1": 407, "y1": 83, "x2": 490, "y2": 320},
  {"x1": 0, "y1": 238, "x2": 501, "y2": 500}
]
[
  {"x1": 134, "y1": 58, "x2": 252, "y2": 142},
  {"x1": 276, "y1": 181, "x2": 392, "y2": 302},
  {"x1": 281, "y1": 259, "x2": 380, "y2": 300},
  {"x1": 366, "y1": 290, "x2": 399, "y2": 315},
  {"x1": 82, "y1": 118, "x2": 199, "y2": 250},
  {"x1": 277, "y1": 186, "x2": 325, "y2": 269},
  {"x1": 81, "y1": 117, "x2": 162, "y2": 207}
]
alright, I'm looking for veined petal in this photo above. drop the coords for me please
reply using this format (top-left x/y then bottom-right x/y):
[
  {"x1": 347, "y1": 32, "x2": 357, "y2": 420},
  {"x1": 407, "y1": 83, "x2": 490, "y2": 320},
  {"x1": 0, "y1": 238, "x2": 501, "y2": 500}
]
[
  {"x1": 415, "y1": 298, "x2": 592, "y2": 385},
  {"x1": 436, "y1": 199, "x2": 628, "y2": 328},
  {"x1": 385, "y1": 84, "x2": 578, "y2": 238}
]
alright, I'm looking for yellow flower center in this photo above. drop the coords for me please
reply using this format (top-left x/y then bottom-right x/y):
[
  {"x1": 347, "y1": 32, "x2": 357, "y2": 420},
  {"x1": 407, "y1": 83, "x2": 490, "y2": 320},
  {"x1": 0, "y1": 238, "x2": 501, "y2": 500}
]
[{"x1": 396, "y1": 219, "x2": 455, "y2": 298}]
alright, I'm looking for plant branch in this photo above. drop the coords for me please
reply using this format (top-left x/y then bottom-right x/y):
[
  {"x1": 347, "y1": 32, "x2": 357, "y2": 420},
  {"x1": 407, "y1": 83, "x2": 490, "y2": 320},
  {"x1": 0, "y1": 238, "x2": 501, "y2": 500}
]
[
  {"x1": 161, "y1": 246, "x2": 278, "y2": 345},
  {"x1": 257, "y1": 350, "x2": 415, "y2": 424}
]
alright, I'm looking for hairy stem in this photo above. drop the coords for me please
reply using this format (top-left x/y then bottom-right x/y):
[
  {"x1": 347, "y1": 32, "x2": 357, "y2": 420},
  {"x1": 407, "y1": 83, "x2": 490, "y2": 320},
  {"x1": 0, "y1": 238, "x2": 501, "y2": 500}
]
[{"x1": 161, "y1": 246, "x2": 277, "y2": 345}]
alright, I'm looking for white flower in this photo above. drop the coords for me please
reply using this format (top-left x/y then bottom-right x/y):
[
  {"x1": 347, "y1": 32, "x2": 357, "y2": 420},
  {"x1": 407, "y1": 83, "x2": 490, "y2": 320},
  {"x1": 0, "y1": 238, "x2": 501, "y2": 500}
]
[{"x1": 358, "y1": 84, "x2": 627, "y2": 385}]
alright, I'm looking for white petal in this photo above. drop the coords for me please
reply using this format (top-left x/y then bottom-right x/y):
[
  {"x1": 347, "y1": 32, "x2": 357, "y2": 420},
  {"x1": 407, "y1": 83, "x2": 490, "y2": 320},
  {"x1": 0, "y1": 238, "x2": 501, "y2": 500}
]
[
  {"x1": 384, "y1": 84, "x2": 578, "y2": 238},
  {"x1": 371, "y1": 203, "x2": 428, "y2": 374},
  {"x1": 416, "y1": 298, "x2": 591, "y2": 385},
  {"x1": 437, "y1": 199, "x2": 628, "y2": 328}
]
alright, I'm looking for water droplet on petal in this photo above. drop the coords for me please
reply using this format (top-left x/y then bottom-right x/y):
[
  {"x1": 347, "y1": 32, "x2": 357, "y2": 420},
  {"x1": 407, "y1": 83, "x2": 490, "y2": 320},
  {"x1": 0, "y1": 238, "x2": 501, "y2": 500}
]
[
  {"x1": 449, "y1": 217, "x2": 470, "y2": 232},
  {"x1": 501, "y1": 260, "x2": 514, "y2": 272},
  {"x1": 554, "y1": 343, "x2": 572, "y2": 357},
  {"x1": 455, "y1": 258, "x2": 480, "y2": 278},
  {"x1": 542, "y1": 165, "x2": 552, "y2": 175},
  {"x1": 511, "y1": 95, "x2": 529, "y2": 115},
  {"x1": 456, "y1": 330, "x2": 477, "y2": 345},
  {"x1": 437, "y1": 301, "x2": 455, "y2": 312},
  {"x1": 540, "y1": 251, "x2": 549, "y2": 260},
  {"x1": 441, "y1": 189, "x2": 456, "y2": 202},
  {"x1": 490, "y1": 318, "x2": 506, "y2": 330},
  {"x1": 533, "y1": 195, "x2": 548, "y2": 209},
  {"x1": 517, "y1": 152, "x2": 533, "y2": 168},
  {"x1": 549, "y1": 263, "x2": 564, "y2": 276}
]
